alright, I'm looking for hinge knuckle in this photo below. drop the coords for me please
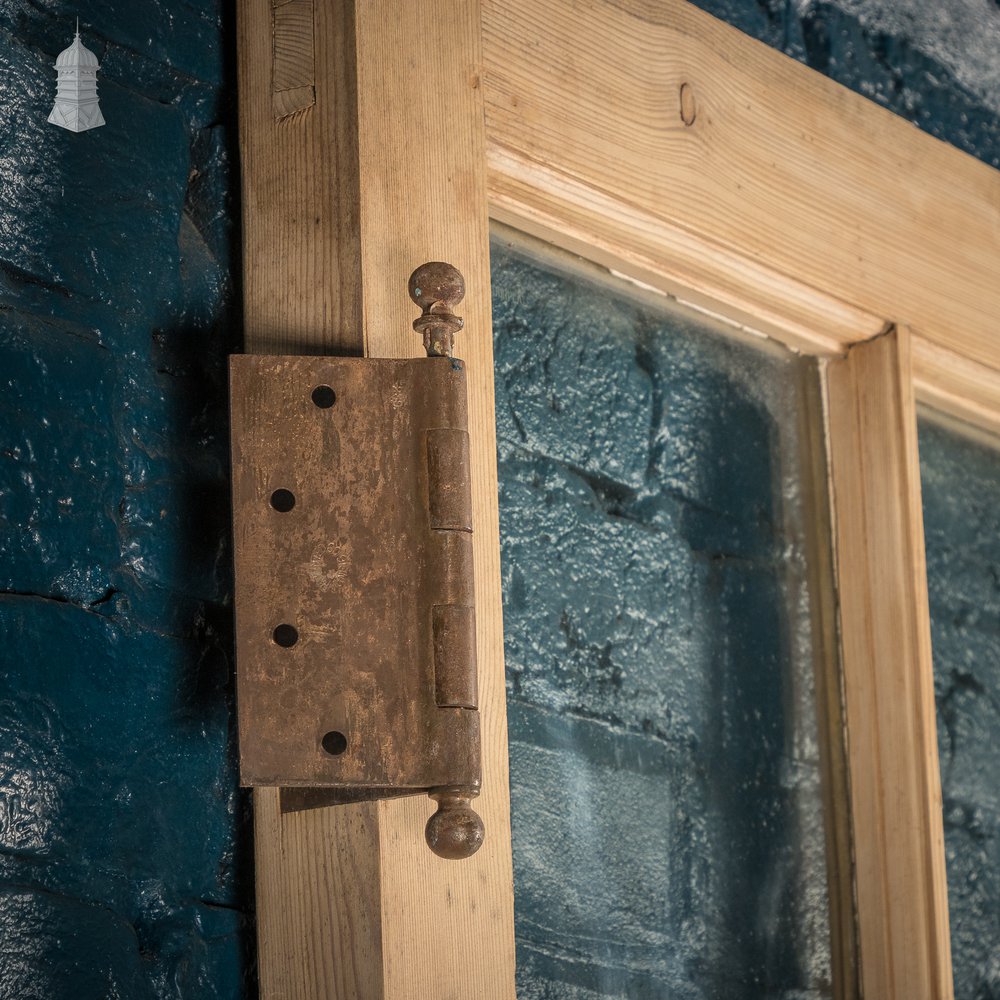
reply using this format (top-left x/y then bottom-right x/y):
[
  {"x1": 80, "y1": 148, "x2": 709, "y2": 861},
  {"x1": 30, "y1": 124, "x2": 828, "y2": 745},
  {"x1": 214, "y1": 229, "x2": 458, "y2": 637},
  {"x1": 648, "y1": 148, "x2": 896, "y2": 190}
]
[
  {"x1": 426, "y1": 427, "x2": 473, "y2": 532},
  {"x1": 432, "y1": 604, "x2": 478, "y2": 709}
]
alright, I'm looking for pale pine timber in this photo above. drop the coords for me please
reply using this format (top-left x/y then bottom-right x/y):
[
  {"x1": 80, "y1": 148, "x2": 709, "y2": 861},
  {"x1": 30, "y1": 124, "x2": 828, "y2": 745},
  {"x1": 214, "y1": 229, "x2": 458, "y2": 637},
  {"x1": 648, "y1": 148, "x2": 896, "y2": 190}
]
[
  {"x1": 353, "y1": 5, "x2": 515, "y2": 995},
  {"x1": 239, "y1": 4, "x2": 379, "y2": 997},
  {"x1": 271, "y1": 0, "x2": 316, "y2": 119},
  {"x1": 237, "y1": 2, "x2": 516, "y2": 997},
  {"x1": 239, "y1": 0, "x2": 361, "y2": 355},
  {"x1": 481, "y1": 0, "x2": 1000, "y2": 431},
  {"x1": 912, "y1": 337, "x2": 1000, "y2": 440},
  {"x1": 825, "y1": 327, "x2": 953, "y2": 1000}
]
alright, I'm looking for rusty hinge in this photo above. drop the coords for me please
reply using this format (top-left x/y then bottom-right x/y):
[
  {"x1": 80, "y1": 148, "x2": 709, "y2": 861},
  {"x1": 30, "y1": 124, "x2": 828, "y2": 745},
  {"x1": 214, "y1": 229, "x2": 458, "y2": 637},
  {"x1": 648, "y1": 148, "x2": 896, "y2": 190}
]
[{"x1": 229, "y1": 263, "x2": 483, "y2": 860}]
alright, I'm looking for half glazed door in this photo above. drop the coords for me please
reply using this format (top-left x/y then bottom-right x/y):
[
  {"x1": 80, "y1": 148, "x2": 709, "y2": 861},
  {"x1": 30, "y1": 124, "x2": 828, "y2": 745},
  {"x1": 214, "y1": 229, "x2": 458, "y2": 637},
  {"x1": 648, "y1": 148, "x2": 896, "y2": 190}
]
[{"x1": 236, "y1": 1, "x2": 1000, "y2": 998}]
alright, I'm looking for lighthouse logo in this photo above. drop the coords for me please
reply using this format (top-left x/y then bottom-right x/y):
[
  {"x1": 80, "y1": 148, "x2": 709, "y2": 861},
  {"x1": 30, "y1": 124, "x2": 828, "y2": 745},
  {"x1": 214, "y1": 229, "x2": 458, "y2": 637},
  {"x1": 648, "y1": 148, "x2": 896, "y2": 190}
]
[{"x1": 48, "y1": 20, "x2": 105, "y2": 133}]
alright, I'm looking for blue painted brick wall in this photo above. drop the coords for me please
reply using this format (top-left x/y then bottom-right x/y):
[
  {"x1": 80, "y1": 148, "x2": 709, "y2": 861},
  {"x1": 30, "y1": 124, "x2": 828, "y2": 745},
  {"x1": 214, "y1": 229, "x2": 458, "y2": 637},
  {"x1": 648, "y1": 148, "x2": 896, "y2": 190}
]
[
  {"x1": 920, "y1": 420, "x2": 1000, "y2": 1000},
  {"x1": 491, "y1": 236, "x2": 832, "y2": 999},
  {"x1": 0, "y1": 4, "x2": 251, "y2": 996}
]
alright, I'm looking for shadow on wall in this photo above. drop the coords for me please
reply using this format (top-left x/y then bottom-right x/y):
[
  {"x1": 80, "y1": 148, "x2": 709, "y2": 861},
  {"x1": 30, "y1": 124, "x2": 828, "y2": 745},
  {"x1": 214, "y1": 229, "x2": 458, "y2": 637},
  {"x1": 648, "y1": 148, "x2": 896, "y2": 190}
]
[{"x1": 0, "y1": 3, "x2": 256, "y2": 996}]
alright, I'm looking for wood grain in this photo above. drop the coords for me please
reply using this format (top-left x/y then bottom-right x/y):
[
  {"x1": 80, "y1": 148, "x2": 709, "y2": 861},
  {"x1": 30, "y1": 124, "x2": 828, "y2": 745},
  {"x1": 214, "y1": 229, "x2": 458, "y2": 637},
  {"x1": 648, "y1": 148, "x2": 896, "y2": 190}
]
[
  {"x1": 352, "y1": 4, "x2": 516, "y2": 994},
  {"x1": 254, "y1": 787, "x2": 384, "y2": 1000},
  {"x1": 271, "y1": 0, "x2": 315, "y2": 119},
  {"x1": 913, "y1": 336, "x2": 1000, "y2": 438},
  {"x1": 237, "y1": 1, "x2": 516, "y2": 996},
  {"x1": 797, "y1": 370, "x2": 860, "y2": 1000},
  {"x1": 826, "y1": 327, "x2": 953, "y2": 1000},
  {"x1": 481, "y1": 0, "x2": 1000, "y2": 424},
  {"x1": 486, "y1": 142, "x2": 885, "y2": 358},
  {"x1": 240, "y1": 0, "x2": 361, "y2": 356}
]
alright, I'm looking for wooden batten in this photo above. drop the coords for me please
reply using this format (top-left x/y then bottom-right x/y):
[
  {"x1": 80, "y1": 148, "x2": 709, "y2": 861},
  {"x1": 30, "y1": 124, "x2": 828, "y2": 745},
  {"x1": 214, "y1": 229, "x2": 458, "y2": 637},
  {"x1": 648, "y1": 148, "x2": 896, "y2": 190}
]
[
  {"x1": 825, "y1": 327, "x2": 953, "y2": 1000},
  {"x1": 236, "y1": 2, "x2": 516, "y2": 997},
  {"x1": 239, "y1": 1, "x2": 362, "y2": 356}
]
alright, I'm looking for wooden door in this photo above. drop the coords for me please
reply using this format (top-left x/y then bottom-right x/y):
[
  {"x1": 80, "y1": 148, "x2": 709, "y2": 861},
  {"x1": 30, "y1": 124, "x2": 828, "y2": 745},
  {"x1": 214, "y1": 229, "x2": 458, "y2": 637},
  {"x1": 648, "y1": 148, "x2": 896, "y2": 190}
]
[{"x1": 235, "y1": 2, "x2": 1000, "y2": 997}]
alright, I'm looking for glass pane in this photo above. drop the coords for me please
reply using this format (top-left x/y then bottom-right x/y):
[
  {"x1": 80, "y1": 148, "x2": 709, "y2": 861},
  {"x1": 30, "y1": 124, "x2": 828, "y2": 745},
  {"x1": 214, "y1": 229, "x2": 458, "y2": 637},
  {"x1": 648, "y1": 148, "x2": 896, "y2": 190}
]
[
  {"x1": 919, "y1": 415, "x2": 1000, "y2": 1000},
  {"x1": 492, "y1": 228, "x2": 835, "y2": 999}
]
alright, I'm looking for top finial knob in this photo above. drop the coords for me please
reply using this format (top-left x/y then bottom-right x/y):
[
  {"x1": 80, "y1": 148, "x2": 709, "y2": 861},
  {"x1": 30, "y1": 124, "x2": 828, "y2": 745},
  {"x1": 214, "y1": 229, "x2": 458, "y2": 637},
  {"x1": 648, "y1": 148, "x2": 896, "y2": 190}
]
[{"x1": 408, "y1": 262, "x2": 465, "y2": 358}]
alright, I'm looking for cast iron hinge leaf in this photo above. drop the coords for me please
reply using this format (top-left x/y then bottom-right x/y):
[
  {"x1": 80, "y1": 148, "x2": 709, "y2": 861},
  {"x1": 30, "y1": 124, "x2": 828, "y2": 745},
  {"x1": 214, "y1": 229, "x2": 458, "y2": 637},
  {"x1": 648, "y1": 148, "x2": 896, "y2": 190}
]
[{"x1": 229, "y1": 263, "x2": 483, "y2": 859}]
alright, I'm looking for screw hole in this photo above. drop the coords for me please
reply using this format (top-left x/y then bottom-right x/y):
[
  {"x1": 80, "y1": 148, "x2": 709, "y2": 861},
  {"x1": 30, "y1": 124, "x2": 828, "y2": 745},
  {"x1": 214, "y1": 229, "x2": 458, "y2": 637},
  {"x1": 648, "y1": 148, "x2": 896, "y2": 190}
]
[
  {"x1": 270, "y1": 488, "x2": 296, "y2": 512},
  {"x1": 322, "y1": 730, "x2": 347, "y2": 756},
  {"x1": 273, "y1": 624, "x2": 299, "y2": 647},
  {"x1": 312, "y1": 385, "x2": 336, "y2": 409}
]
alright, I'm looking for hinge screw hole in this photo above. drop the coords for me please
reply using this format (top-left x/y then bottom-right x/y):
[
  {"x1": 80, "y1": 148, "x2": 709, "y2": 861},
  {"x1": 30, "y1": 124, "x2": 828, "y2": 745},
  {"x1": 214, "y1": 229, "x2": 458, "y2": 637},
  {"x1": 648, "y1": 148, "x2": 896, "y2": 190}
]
[
  {"x1": 311, "y1": 385, "x2": 336, "y2": 408},
  {"x1": 270, "y1": 488, "x2": 296, "y2": 512},
  {"x1": 322, "y1": 730, "x2": 347, "y2": 756},
  {"x1": 273, "y1": 623, "x2": 299, "y2": 647}
]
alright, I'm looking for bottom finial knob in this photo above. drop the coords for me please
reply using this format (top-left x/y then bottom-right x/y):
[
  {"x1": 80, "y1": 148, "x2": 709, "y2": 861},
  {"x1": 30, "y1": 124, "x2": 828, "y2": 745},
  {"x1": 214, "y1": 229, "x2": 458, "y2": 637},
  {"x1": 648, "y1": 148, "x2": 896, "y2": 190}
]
[{"x1": 425, "y1": 787, "x2": 485, "y2": 860}]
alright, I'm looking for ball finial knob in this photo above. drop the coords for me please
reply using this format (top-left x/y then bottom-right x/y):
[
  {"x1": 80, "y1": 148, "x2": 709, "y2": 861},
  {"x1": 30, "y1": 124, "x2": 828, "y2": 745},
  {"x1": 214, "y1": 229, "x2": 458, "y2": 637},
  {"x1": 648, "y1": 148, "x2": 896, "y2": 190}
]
[
  {"x1": 425, "y1": 788, "x2": 485, "y2": 860},
  {"x1": 408, "y1": 262, "x2": 466, "y2": 358}
]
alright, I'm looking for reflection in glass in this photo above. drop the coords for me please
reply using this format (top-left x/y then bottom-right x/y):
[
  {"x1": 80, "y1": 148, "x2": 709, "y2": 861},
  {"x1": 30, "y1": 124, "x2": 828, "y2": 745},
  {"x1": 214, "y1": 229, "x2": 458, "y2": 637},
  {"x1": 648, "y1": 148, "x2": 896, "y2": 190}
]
[
  {"x1": 920, "y1": 415, "x2": 1000, "y2": 1000},
  {"x1": 492, "y1": 229, "x2": 835, "y2": 999}
]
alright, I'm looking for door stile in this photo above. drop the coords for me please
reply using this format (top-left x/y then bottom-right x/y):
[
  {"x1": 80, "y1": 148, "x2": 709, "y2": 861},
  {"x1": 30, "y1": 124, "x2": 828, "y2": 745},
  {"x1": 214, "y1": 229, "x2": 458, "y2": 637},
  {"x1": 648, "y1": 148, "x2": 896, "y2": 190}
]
[{"x1": 236, "y1": 2, "x2": 516, "y2": 996}]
